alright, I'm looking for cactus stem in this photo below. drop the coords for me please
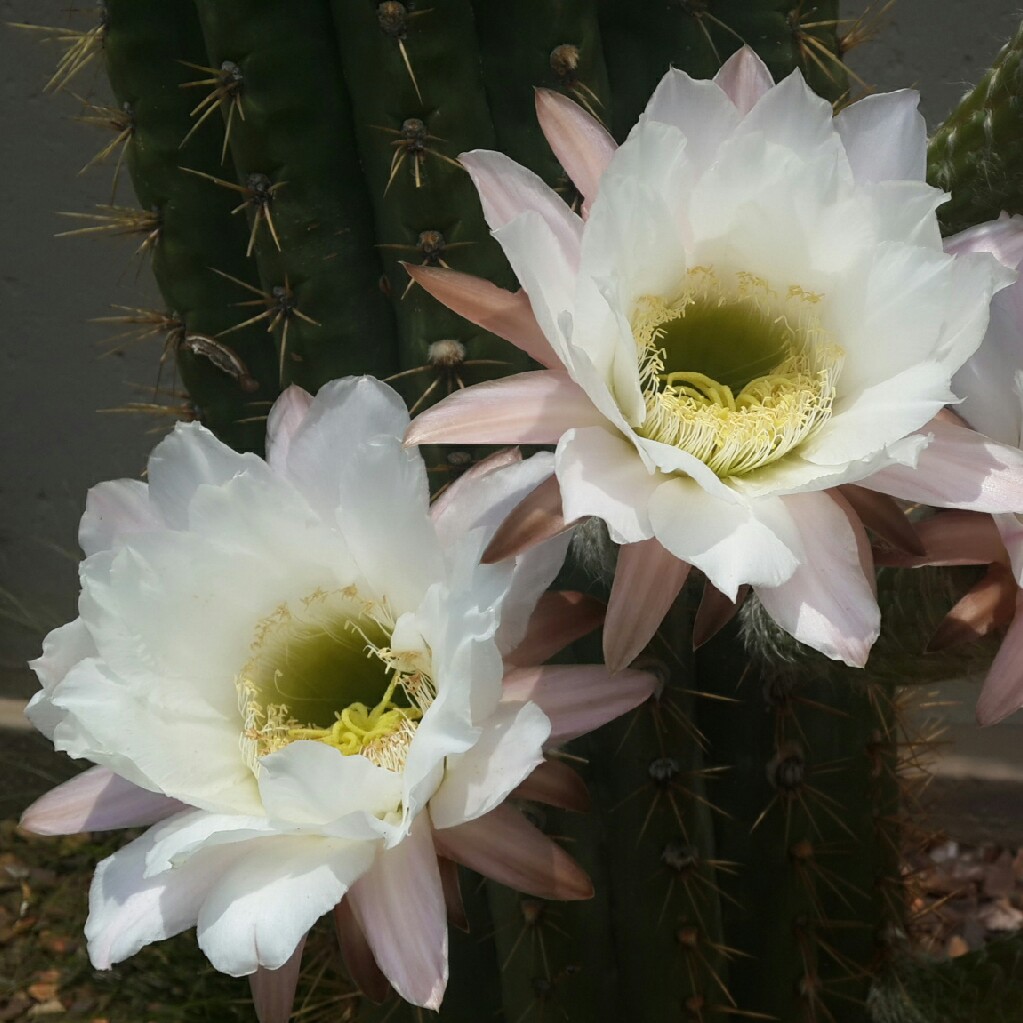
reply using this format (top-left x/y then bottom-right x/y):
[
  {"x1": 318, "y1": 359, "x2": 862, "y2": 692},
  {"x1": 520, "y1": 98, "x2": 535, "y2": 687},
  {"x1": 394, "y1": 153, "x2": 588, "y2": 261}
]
[
  {"x1": 180, "y1": 167, "x2": 284, "y2": 255},
  {"x1": 178, "y1": 59, "x2": 245, "y2": 160},
  {"x1": 11, "y1": 10, "x2": 108, "y2": 93},
  {"x1": 72, "y1": 96, "x2": 134, "y2": 202},
  {"x1": 384, "y1": 348, "x2": 510, "y2": 415},
  {"x1": 373, "y1": 118, "x2": 462, "y2": 194},
  {"x1": 178, "y1": 333, "x2": 259, "y2": 393},
  {"x1": 549, "y1": 44, "x2": 605, "y2": 121}
]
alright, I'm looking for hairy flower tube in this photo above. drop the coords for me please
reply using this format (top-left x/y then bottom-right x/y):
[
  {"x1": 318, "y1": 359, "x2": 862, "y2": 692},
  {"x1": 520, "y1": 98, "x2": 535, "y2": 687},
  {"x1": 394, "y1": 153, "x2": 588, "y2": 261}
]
[
  {"x1": 20, "y1": 377, "x2": 656, "y2": 1019},
  {"x1": 405, "y1": 47, "x2": 1023, "y2": 670}
]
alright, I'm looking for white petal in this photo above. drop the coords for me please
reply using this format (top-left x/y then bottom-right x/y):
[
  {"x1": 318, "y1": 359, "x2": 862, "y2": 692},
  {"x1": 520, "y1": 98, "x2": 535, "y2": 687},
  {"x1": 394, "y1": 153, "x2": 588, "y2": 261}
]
[
  {"x1": 714, "y1": 46, "x2": 774, "y2": 115},
  {"x1": 755, "y1": 492, "x2": 879, "y2": 667},
  {"x1": 21, "y1": 767, "x2": 184, "y2": 836},
  {"x1": 734, "y1": 70, "x2": 836, "y2": 160},
  {"x1": 555, "y1": 427, "x2": 661, "y2": 544},
  {"x1": 26, "y1": 618, "x2": 96, "y2": 740},
  {"x1": 196, "y1": 835, "x2": 375, "y2": 975},
  {"x1": 834, "y1": 90, "x2": 927, "y2": 184},
  {"x1": 944, "y1": 213, "x2": 1023, "y2": 265},
  {"x1": 429, "y1": 701, "x2": 549, "y2": 829},
  {"x1": 648, "y1": 480, "x2": 799, "y2": 599},
  {"x1": 80, "y1": 479, "x2": 159, "y2": 557},
  {"x1": 265, "y1": 386, "x2": 313, "y2": 475},
  {"x1": 346, "y1": 816, "x2": 447, "y2": 1009}
]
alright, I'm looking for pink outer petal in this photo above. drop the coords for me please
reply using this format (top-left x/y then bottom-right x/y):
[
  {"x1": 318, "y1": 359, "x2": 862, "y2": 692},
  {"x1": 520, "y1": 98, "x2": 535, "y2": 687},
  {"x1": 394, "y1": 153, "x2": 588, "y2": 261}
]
[
  {"x1": 405, "y1": 371, "x2": 603, "y2": 447},
  {"x1": 754, "y1": 491, "x2": 880, "y2": 668},
  {"x1": 534, "y1": 88, "x2": 617, "y2": 213},
  {"x1": 483, "y1": 474, "x2": 572, "y2": 563},
  {"x1": 21, "y1": 767, "x2": 185, "y2": 836},
  {"x1": 873, "y1": 510, "x2": 1007, "y2": 568},
  {"x1": 713, "y1": 46, "x2": 774, "y2": 115},
  {"x1": 265, "y1": 386, "x2": 313, "y2": 475},
  {"x1": 504, "y1": 590, "x2": 605, "y2": 668},
  {"x1": 432, "y1": 804, "x2": 592, "y2": 901},
  {"x1": 437, "y1": 856, "x2": 468, "y2": 932},
  {"x1": 511, "y1": 758, "x2": 590, "y2": 812},
  {"x1": 861, "y1": 419, "x2": 1023, "y2": 513},
  {"x1": 347, "y1": 817, "x2": 448, "y2": 1010},
  {"x1": 604, "y1": 538, "x2": 691, "y2": 671},
  {"x1": 79, "y1": 479, "x2": 161, "y2": 558},
  {"x1": 693, "y1": 581, "x2": 748, "y2": 649},
  {"x1": 430, "y1": 446, "x2": 522, "y2": 524},
  {"x1": 943, "y1": 213, "x2": 1023, "y2": 266},
  {"x1": 837, "y1": 484, "x2": 924, "y2": 556},
  {"x1": 929, "y1": 563, "x2": 1017, "y2": 651},
  {"x1": 977, "y1": 593, "x2": 1023, "y2": 725},
  {"x1": 403, "y1": 264, "x2": 560, "y2": 368},
  {"x1": 501, "y1": 664, "x2": 657, "y2": 744},
  {"x1": 249, "y1": 935, "x2": 306, "y2": 1023},
  {"x1": 333, "y1": 897, "x2": 391, "y2": 1003}
]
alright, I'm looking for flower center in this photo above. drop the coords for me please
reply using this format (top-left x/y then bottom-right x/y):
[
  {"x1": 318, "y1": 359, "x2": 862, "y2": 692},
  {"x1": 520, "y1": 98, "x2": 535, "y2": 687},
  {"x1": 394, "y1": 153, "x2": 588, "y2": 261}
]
[
  {"x1": 236, "y1": 586, "x2": 434, "y2": 775},
  {"x1": 634, "y1": 267, "x2": 843, "y2": 477}
]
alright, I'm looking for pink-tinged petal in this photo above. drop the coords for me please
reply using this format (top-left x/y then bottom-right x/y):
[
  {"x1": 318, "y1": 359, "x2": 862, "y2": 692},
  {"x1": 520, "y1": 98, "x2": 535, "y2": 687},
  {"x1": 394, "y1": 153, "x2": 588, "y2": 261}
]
[
  {"x1": 406, "y1": 371, "x2": 603, "y2": 447},
  {"x1": 693, "y1": 581, "x2": 749, "y2": 649},
  {"x1": 996, "y1": 512, "x2": 1023, "y2": 583},
  {"x1": 649, "y1": 479, "x2": 800, "y2": 599},
  {"x1": 944, "y1": 213, "x2": 1023, "y2": 266},
  {"x1": 249, "y1": 935, "x2": 306, "y2": 1023},
  {"x1": 433, "y1": 804, "x2": 592, "y2": 901},
  {"x1": 862, "y1": 419, "x2": 1023, "y2": 513},
  {"x1": 430, "y1": 701, "x2": 550, "y2": 829},
  {"x1": 713, "y1": 46, "x2": 773, "y2": 115},
  {"x1": 501, "y1": 665, "x2": 657, "y2": 744},
  {"x1": 333, "y1": 897, "x2": 391, "y2": 1003},
  {"x1": 403, "y1": 264, "x2": 560, "y2": 368},
  {"x1": 977, "y1": 593, "x2": 1023, "y2": 724},
  {"x1": 430, "y1": 447, "x2": 522, "y2": 524},
  {"x1": 80, "y1": 479, "x2": 160, "y2": 557},
  {"x1": 265, "y1": 386, "x2": 313, "y2": 475},
  {"x1": 505, "y1": 590, "x2": 605, "y2": 668},
  {"x1": 347, "y1": 816, "x2": 448, "y2": 1010},
  {"x1": 754, "y1": 491, "x2": 880, "y2": 668},
  {"x1": 21, "y1": 767, "x2": 184, "y2": 836},
  {"x1": 437, "y1": 856, "x2": 469, "y2": 932},
  {"x1": 556, "y1": 426, "x2": 663, "y2": 545},
  {"x1": 873, "y1": 510, "x2": 1007, "y2": 568},
  {"x1": 929, "y1": 563, "x2": 1017, "y2": 651},
  {"x1": 460, "y1": 150, "x2": 582, "y2": 267},
  {"x1": 604, "y1": 538, "x2": 691, "y2": 671},
  {"x1": 834, "y1": 90, "x2": 927, "y2": 184},
  {"x1": 511, "y1": 758, "x2": 590, "y2": 812},
  {"x1": 534, "y1": 88, "x2": 616, "y2": 212},
  {"x1": 837, "y1": 485, "x2": 924, "y2": 555},
  {"x1": 483, "y1": 474, "x2": 572, "y2": 563}
]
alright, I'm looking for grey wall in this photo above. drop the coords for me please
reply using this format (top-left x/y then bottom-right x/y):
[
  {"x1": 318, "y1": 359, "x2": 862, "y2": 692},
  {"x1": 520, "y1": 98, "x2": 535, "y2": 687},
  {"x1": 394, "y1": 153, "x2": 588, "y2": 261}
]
[{"x1": 0, "y1": 0, "x2": 1021, "y2": 703}]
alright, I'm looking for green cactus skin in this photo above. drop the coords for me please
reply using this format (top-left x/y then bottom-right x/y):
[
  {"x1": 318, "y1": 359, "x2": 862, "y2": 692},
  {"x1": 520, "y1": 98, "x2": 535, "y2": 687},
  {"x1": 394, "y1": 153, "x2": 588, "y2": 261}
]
[
  {"x1": 929, "y1": 18, "x2": 1023, "y2": 236},
  {"x1": 102, "y1": 0, "x2": 282, "y2": 453}
]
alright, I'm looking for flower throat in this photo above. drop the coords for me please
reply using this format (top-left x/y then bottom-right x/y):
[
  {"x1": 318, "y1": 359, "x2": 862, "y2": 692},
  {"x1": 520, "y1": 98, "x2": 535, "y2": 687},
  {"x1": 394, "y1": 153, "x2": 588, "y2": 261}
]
[{"x1": 634, "y1": 267, "x2": 842, "y2": 477}]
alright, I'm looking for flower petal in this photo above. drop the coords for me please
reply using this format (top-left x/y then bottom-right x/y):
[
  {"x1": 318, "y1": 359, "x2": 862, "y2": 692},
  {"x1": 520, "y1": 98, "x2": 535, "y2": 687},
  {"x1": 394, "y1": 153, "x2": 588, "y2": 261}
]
[
  {"x1": 874, "y1": 509, "x2": 1007, "y2": 568},
  {"x1": 347, "y1": 816, "x2": 448, "y2": 1010},
  {"x1": 500, "y1": 665, "x2": 656, "y2": 744},
  {"x1": 333, "y1": 898, "x2": 391, "y2": 1003},
  {"x1": 80, "y1": 480, "x2": 160, "y2": 557},
  {"x1": 929, "y1": 563, "x2": 1017, "y2": 651},
  {"x1": 534, "y1": 88, "x2": 617, "y2": 212},
  {"x1": 511, "y1": 758, "x2": 590, "y2": 812},
  {"x1": 976, "y1": 593, "x2": 1023, "y2": 725},
  {"x1": 604, "y1": 537, "x2": 691, "y2": 671},
  {"x1": 429, "y1": 701, "x2": 550, "y2": 829},
  {"x1": 504, "y1": 590, "x2": 605, "y2": 668},
  {"x1": 693, "y1": 581, "x2": 747, "y2": 649},
  {"x1": 483, "y1": 473, "x2": 572, "y2": 563},
  {"x1": 755, "y1": 491, "x2": 879, "y2": 667},
  {"x1": 432, "y1": 804, "x2": 592, "y2": 900},
  {"x1": 837, "y1": 484, "x2": 924, "y2": 555},
  {"x1": 437, "y1": 856, "x2": 468, "y2": 931},
  {"x1": 862, "y1": 419, "x2": 1023, "y2": 513},
  {"x1": 714, "y1": 46, "x2": 774, "y2": 115},
  {"x1": 834, "y1": 90, "x2": 927, "y2": 184},
  {"x1": 403, "y1": 264, "x2": 559, "y2": 368},
  {"x1": 555, "y1": 427, "x2": 662, "y2": 545},
  {"x1": 21, "y1": 767, "x2": 184, "y2": 836},
  {"x1": 649, "y1": 479, "x2": 799, "y2": 598},
  {"x1": 265, "y1": 386, "x2": 313, "y2": 475},
  {"x1": 249, "y1": 936, "x2": 306, "y2": 1023},
  {"x1": 406, "y1": 371, "x2": 603, "y2": 446}
]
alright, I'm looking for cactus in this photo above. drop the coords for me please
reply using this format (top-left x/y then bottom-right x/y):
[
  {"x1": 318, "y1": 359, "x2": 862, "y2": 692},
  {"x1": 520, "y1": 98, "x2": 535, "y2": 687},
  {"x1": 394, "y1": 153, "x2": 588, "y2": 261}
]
[{"x1": 25, "y1": 2, "x2": 1023, "y2": 1021}]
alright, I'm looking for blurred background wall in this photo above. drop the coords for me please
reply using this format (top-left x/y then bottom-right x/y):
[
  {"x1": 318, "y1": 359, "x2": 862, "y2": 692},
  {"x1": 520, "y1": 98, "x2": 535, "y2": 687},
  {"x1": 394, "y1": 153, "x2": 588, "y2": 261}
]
[{"x1": 1, "y1": 0, "x2": 1022, "y2": 814}]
